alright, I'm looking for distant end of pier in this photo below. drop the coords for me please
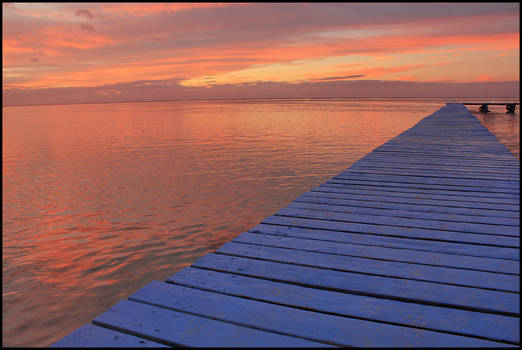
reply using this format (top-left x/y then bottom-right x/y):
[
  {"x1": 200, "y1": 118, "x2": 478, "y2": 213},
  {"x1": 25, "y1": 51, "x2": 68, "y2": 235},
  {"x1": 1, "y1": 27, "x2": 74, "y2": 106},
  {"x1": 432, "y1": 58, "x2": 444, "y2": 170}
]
[{"x1": 457, "y1": 102, "x2": 519, "y2": 113}]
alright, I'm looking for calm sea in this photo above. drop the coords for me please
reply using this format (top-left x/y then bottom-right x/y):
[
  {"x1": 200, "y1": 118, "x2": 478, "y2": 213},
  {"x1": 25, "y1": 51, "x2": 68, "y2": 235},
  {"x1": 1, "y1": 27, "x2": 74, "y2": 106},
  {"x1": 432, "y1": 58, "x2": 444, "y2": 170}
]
[{"x1": 2, "y1": 98, "x2": 519, "y2": 347}]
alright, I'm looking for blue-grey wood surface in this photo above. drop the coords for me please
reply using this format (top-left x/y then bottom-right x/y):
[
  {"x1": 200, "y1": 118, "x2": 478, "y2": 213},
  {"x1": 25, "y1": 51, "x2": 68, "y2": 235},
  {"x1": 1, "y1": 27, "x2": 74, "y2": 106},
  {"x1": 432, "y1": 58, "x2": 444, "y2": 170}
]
[{"x1": 53, "y1": 103, "x2": 519, "y2": 347}]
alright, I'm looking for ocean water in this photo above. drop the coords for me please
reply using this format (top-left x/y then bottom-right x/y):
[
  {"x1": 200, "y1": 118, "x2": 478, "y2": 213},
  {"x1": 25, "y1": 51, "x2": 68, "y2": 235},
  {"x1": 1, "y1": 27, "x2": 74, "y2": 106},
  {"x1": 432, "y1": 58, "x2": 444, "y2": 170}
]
[{"x1": 2, "y1": 97, "x2": 519, "y2": 346}]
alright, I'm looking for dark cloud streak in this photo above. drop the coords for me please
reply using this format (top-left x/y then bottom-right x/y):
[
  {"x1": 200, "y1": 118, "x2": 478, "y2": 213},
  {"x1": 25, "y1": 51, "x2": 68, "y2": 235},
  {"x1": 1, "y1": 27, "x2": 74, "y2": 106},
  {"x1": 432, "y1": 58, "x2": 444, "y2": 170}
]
[
  {"x1": 80, "y1": 23, "x2": 95, "y2": 32},
  {"x1": 75, "y1": 9, "x2": 93, "y2": 20},
  {"x1": 314, "y1": 74, "x2": 366, "y2": 81}
]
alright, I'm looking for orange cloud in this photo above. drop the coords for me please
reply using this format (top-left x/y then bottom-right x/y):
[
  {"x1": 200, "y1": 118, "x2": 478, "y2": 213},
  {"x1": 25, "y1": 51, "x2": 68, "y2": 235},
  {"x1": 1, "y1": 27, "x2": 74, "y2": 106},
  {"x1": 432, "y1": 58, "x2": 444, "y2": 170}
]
[
  {"x1": 39, "y1": 26, "x2": 115, "y2": 49},
  {"x1": 470, "y1": 74, "x2": 502, "y2": 82}
]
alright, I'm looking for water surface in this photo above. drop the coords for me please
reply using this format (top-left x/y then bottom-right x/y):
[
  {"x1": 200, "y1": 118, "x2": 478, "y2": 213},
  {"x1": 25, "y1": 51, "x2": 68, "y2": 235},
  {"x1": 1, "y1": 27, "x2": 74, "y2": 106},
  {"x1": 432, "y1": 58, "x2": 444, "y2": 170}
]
[
  {"x1": 2, "y1": 98, "x2": 519, "y2": 346},
  {"x1": 468, "y1": 104, "x2": 520, "y2": 159}
]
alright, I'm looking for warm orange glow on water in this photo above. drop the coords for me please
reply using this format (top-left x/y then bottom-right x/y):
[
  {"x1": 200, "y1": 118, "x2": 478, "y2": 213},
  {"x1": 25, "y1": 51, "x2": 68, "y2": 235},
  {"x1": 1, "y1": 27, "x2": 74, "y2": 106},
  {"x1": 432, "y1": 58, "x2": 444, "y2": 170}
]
[{"x1": 3, "y1": 98, "x2": 519, "y2": 346}]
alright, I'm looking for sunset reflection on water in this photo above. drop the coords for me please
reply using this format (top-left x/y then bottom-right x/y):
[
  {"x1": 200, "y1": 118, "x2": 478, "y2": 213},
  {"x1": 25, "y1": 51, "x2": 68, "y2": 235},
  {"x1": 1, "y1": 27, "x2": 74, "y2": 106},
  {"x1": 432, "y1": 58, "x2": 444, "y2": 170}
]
[{"x1": 2, "y1": 98, "x2": 519, "y2": 346}]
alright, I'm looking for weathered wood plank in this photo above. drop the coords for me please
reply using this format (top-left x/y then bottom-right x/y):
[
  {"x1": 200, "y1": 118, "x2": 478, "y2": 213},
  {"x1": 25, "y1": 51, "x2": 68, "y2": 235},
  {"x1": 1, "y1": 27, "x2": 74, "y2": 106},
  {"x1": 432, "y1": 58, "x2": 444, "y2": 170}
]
[
  {"x1": 92, "y1": 299, "x2": 326, "y2": 347},
  {"x1": 359, "y1": 155, "x2": 520, "y2": 168},
  {"x1": 378, "y1": 141, "x2": 512, "y2": 148},
  {"x1": 275, "y1": 207, "x2": 519, "y2": 237},
  {"x1": 373, "y1": 148, "x2": 514, "y2": 157},
  {"x1": 319, "y1": 183, "x2": 520, "y2": 203},
  {"x1": 261, "y1": 216, "x2": 520, "y2": 248},
  {"x1": 370, "y1": 150, "x2": 516, "y2": 160},
  {"x1": 334, "y1": 173, "x2": 519, "y2": 190},
  {"x1": 234, "y1": 232, "x2": 520, "y2": 274},
  {"x1": 321, "y1": 182, "x2": 519, "y2": 200},
  {"x1": 365, "y1": 144, "x2": 518, "y2": 151},
  {"x1": 250, "y1": 224, "x2": 520, "y2": 261},
  {"x1": 357, "y1": 159, "x2": 520, "y2": 171},
  {"x1": 191, "y1": 253, "x2": 519, "y2": 316},
  {"x1": 314, "y1": 184, "x2": 520, "y2": 208},
  {"x1": 289, "y1": 200, "x2": 519, "y2": 226},
  {"x1": 131, "y1": 281, "x2": 513, "y2": 346},
  {"x1": 297, "y1": 193, "x2": 519, "y2": 219},
  {"x1": 343, "y1": 168, "x2": 518, "y2": 181},
  {"x1": 168, "y1": 268, "x2": 519, "y2": 344},
  {"x1": 324, "y1": 178, "x2": 519, "y2": 194},
  {"x1": 309, "y1": 187, "x2": 520, "y2": 211},
  {"x1": 349, "y1": 162, "x2": 520, "y2": 180},
  {"x1": 216, "y1": 241, "x2": 519, "y2": 292},
  {"x1": 376, "y1": 141, "x2": 512, "y2": 148}
]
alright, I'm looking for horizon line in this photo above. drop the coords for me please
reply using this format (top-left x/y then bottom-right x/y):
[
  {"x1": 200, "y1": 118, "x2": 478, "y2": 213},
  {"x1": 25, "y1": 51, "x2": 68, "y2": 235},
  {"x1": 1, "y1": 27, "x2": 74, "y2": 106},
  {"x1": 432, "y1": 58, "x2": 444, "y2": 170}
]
[{"x1": 3, "y1": 96, "x2": 521, "y2": 108}]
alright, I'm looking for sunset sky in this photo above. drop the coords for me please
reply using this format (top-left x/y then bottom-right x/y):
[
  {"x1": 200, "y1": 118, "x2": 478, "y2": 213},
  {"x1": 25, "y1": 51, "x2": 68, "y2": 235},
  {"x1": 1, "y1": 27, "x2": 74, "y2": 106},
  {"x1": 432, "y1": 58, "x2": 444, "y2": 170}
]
[{"x1": 3, "y1": 2, "x2": 520, "y2": 106}]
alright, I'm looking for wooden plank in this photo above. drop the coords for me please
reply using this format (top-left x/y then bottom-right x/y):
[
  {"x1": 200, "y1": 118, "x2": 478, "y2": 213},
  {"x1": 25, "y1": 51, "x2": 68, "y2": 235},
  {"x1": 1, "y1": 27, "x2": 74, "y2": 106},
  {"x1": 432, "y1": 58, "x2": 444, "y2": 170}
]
[
  {"x1": 378, "y1": 144, "x2": 512, "y2": 149},
  {"x1": 216, "y1": 241, "x2": 519, "y2": 292},
  {"x1": 371, "y1": 149, "x2": 516, "y2": 159},
  {"x1": 348, "y1": 157, "x2": 519, "y2": 172},
  {"x1": 261, "y1": 216, "x2": 519, "y2": 248},
  {"x1": 371, "y1": 150, "x2": 515, "y2": 159},
  {"x1": 92, "y1": 299, "x2": 325, "y2": 347},
  {"x1": 189, "y1": 253, "x2": 520, "y2": 316},
  {"x1": 168, "y1": 267, "x2": 519, "y2": 344},
  {"x1": 377, "y1": 139, "x2": 507, "y2": 145},
  {"x1": 334, "y1": 173, "x2": 519, "y2": 190},
  {"x1": 360, "y1": 153, "x2": 519, "y2": 165},
  {"x1": 343, "y1": 168, "x2": 518, "y2": 181},
  {"x1": 250, "y1": 224, "x2": 519, "y2": 261},
  {"x1": 350, "y1": 163, "x2": 519, "y2": 176},
  {"x1": 131, "y1": 280, "x2": 513, "y2": 347},
  {"x1": 309, "y1": 187, "x2": 520, "y2": 211},
  {"x1": 373, "y1": 146, "x2": 515, "y2": 155},
  {"x1": 378, "y1": 139, "x2": 511, "y2": 144},
  {"x1": 289, "y1": 201, "x2": 519, "y2": 226},
  {"x1": 51, "y1": 324, "x2": 169, "y2": 347},
  {"x1": 297, "y1": 193, "x2": 519, "y2": 219},
  {"x1": 323, "y1": 178, "x2": 519, "y2": 195},
  {"x1": 234, "y1": 232, "x2": 519, "y2": 274},
  {"x1": 275, "y1": 207, "x2": 519, "y2": 237},
  {"x1": 376, "y1": 142, "x2": 512, "y2": 150},
  {"x1": 372, "y1": 148, "x2": 515, "y2": 156},
  {"x1": 320, "y1": 182, "x2": 519, "y2": 200},
  {"x1": 355, "y1": 161, "x2": 519, "y2": 174},
  {"x1": 315, "y1": 184, "x2": 520, "y2": 205}
]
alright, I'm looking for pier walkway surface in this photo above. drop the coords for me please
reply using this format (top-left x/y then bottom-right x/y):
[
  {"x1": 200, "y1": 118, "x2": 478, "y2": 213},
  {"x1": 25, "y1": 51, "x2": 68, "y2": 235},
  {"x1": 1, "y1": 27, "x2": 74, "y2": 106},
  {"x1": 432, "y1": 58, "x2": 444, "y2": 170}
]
[{"x1": 53, "y1": 103, "x2": 519, "y2": 347}]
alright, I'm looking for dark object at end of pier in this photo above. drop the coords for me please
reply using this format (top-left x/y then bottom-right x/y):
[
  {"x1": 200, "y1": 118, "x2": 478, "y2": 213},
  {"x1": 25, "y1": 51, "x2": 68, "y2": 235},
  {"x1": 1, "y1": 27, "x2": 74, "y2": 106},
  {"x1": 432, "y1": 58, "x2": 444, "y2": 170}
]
[{"x1": 461, "y1": 102, "x2": 519, "y2": 113}]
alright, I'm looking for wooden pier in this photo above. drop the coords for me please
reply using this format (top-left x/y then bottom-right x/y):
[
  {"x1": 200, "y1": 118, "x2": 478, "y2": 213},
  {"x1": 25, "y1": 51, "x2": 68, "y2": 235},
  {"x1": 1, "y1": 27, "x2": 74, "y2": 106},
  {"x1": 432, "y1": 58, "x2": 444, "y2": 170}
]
[{"x1": 53, "y1": 103, "x2": 519, "y2": 347}]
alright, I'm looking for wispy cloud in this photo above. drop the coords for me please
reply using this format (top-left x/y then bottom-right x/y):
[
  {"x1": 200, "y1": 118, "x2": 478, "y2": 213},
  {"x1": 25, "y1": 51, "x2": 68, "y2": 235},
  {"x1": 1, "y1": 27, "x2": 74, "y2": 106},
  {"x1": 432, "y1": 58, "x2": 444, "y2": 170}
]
[
  {"x1": 75, "y1": 9, "x2": 93, "y2": 20},
  {"x1": 312, "y1": 74, "x2": 366, "y2": 81}
]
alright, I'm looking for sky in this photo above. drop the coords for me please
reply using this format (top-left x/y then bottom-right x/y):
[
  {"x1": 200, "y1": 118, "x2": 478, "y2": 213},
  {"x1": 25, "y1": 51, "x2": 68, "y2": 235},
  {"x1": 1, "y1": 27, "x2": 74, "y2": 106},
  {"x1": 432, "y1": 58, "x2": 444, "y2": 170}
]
[{"x1": 2, "y1": 2, "x2": 520, "y2": 106}]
